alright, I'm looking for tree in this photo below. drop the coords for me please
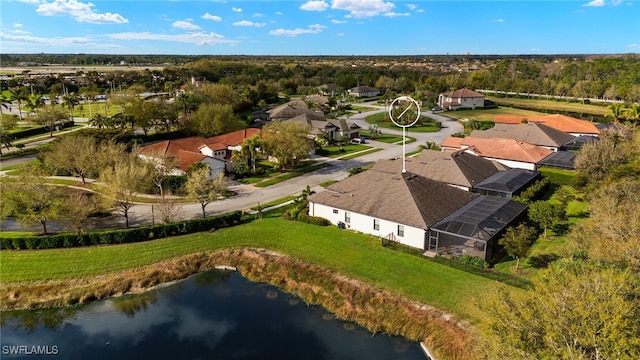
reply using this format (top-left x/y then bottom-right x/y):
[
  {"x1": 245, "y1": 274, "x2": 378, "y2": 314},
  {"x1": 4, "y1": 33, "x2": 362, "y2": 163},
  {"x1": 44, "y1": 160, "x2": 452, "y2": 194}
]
[
  {"x1": 528, "y1": 201, "x2": 563, "y2": 238},
  {"x1": 185, "y1": 167, "x2": 226, "y2": 218},
  {"x1": 41, "y1": 135, "x2": 99, "y2": 183},
  {"x1": 61, "y1": 191, "x2": 98, "y2": 239},
  {"x1": 569, "y1": 178, "x2": 640, "y2": 270},
  {"x1": 626, "y1": 103, "x2": 640, "y2": 129},
  {"x1": 143, "y1": 152, "x2": 179, "y2": 200},
  {"x1": 88, "y1": 113, "x2": 109, "y2": 129},
  {"x1": 574, "y1": 131, "x2": 631, "y2": 183},
  {"x1": 175, "y1": 92, "x2": 199, "y2": 116},
  {"x1": 0, "y1": 93, "x2": 11, "y2": 115},
  {"x1": 100, "y1": 156, "x2": 151, "y2": 228},
  {"x1": 62, "y1": 92, "x2": 80, "y2": 121},
  {"x1": 261, "y1": 120, "x2": 313, "y2": 169},
  {"x1": 0, "y1": 168, "x2": 63, "y2": 234},
  {"x1": 25, "y1": 94, "x2": 43, "y2": 115},
  {"x1": 368, "y1": 124, "x2": 381, "y2": 140},
  {"x1": 481, "y1": 259, "x2": 640, "y2": 359},
  {"x1": 498, "y1": 224, "x2": 538, "y2": 270},
  {"x1": 187, "y1": 103, "x2": 243, "y2": 137},
  {"x1": 606, "y1": 103, "x2": 625, "y2": 124},
  {"x1": 33, "y1": 106, "x2": 67, "y2": 137},
  {"x1": 9, "y1": 87, "x2": 28, "y2": 121},
  {"x1": 233, "y1": 135, "x2": 262, "y2": 174}
]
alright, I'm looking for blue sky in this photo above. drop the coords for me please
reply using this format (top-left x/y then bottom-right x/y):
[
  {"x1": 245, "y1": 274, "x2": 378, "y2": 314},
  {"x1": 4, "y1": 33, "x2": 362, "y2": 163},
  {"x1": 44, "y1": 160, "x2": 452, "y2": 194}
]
[{"x1": 1, "y1": 0, "x2": 638, "y2": 55}]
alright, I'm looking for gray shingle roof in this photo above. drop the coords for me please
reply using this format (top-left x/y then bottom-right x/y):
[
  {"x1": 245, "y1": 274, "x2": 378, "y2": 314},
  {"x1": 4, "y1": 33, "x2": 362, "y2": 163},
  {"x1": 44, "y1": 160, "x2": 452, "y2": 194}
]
[
  {"x1": 470, "y1": 122, "x2": 575, "y2": 148},
  {"x1": 308, "y1": 170, "x2": 478, "y2": 229},
  {"x1": 371, "y1": 150, "x2": 507, "y2": 188},
  {"x1": 473, "y1": 168, "x2": 541, "y2": 193}
]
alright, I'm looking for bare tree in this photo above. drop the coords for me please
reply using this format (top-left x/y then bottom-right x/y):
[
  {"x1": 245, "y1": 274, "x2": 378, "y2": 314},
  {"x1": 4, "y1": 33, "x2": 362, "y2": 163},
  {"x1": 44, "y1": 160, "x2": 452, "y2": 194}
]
[{"x1": 185, "y1": 167, "x2": 227, "y2": 218}]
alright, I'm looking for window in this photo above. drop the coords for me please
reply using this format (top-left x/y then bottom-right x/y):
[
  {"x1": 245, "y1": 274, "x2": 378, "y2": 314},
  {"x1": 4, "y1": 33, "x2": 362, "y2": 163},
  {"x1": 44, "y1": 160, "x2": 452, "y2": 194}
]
[
  {"x1": 332, "y1": 209, "x2": 338, "y2": 214},
  {"x1": 373, "y1": 219, "x2": 380, "y2": 231},
  {"x1": 345, "y1": 212, "x2": 351, "y2": 224},
  {"x1": 397, "y1": 225, "x2": 404, "y2": 237}
]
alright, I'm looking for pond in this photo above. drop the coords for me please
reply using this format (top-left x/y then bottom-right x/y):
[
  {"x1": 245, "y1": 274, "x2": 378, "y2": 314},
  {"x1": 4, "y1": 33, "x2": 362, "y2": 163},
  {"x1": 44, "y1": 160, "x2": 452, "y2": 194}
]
[{"x1": 1, "y1": 270, "x2": 427, "y2": 360}]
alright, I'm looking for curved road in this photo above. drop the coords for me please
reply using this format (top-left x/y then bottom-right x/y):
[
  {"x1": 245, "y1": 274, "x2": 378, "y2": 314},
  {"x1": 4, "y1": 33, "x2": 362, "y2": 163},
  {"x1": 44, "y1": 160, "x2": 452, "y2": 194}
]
[{"x1": 1, "y1": 102, "x2": 463, "y2": 230}]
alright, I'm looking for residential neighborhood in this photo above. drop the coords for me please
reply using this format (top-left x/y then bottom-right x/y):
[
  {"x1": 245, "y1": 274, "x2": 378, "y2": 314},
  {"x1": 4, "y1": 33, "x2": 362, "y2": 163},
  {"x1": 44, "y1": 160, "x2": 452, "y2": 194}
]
[{"x1": 1, "y1": 53, "x2": 639, "y2": 360}]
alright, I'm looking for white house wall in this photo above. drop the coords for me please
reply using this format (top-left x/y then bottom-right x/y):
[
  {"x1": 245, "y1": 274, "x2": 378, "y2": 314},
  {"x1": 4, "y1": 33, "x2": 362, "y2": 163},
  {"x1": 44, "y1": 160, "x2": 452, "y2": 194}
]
[
  {"x1": 462, "y1": 150, "x2": 537, "y2": 170},
  {"x1": 309, "y1": 202, "x2": 426, "y2": 250}
]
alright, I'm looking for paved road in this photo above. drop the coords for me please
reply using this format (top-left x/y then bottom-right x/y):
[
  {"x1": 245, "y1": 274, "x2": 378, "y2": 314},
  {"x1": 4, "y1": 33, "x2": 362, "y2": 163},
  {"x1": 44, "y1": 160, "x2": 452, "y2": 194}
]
[{"x1": 1, "y1": 102, "x2": 463, "y2": 230}]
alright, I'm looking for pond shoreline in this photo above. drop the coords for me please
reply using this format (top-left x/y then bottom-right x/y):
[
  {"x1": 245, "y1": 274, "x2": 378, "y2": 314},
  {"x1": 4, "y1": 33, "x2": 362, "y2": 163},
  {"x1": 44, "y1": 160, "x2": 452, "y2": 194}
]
[{"x1": 1, "y1": 248, "x2": 474, "y2": 360}]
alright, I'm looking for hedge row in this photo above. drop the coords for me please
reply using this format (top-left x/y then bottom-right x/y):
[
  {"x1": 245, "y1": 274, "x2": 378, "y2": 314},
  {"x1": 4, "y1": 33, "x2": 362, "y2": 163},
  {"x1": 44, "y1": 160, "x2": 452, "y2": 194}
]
[
  {"x1": 10, "y1": 120, "x2": 75, "y2": 140},
  {"x1": 0, "y1": 211, "x2": 242, "y2": 250},
  {"x1": 513, "y1": 177, "x2": 550, "y2": 204}
]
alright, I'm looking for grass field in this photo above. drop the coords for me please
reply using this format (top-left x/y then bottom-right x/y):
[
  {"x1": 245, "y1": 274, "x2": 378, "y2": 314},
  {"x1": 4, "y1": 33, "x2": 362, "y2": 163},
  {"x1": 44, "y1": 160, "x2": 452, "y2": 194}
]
[
  {"x1": 317, "y1": 144, "x2": 372, "y2": 158},
  {"x1": 442, "y1": 106, "x2": 544, "y2": 122},
  {"x1": 486, "y1": 96, "x2": 609, "y2": 116},
  {"x1": 1, "y1": 214, "x2": 500, "y2": 323}
]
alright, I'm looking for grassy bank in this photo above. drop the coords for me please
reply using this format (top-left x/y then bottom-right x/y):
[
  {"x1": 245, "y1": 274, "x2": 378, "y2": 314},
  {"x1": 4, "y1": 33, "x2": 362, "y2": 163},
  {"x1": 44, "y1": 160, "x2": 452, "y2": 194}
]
[
  {"x1": 1, "y1": 215, "x2": 499, "y2": 324},
  {"x1": 0, "y1": 248, "x2": 474, "y2": 360}
]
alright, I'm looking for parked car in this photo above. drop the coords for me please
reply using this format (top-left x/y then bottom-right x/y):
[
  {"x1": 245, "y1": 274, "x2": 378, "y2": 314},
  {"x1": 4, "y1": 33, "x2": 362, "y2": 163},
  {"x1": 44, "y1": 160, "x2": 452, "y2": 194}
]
[
  {"x1": 431, "y1": 106, "x2": 442, "y2": 112},
  {"x1": 350, "y1": 137, "x2": 366, "y2": 144}
]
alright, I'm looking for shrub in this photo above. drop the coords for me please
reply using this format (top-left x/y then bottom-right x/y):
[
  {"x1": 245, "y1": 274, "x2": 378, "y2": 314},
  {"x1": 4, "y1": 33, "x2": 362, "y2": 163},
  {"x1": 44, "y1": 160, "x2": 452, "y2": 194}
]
[
  {"x1": 459, "y1": 254, "x2": 490, "y2": 269},
  {"x1": 307, "y1": 216, "x2": 331, "y2": 226}
]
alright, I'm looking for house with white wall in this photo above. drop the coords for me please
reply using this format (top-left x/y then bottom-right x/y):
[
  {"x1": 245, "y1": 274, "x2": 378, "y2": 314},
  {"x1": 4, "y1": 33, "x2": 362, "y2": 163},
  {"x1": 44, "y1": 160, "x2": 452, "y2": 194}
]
[
  {"x1": 440, "y1": 136, "x2": 553, "y2": 170},
  {"x1": 347, "y1": 86, "x2": 381, "y2": 98},
  {"x1": 438, "y1": 88, "x2": 485, "y2": 110},
  {"x1": 308, "y1": 168, "x2": 527, "y2": 261}
]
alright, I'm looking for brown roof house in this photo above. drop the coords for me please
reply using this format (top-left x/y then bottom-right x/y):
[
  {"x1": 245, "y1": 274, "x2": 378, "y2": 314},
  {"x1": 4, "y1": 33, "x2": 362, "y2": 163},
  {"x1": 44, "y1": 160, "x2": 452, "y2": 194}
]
[
  {"x1": 440, "y1": 136, "x2": 553, "y2": 170},
  {"x1": 494, "y1": 114, "x2": 600, "y2": 137},
  {"x1": 347, "y1": 86, "x2": 381, "y2": 98},
  {"x1": 371, "y1": 150, "x2": 508, "y2": 191},
  {"x1": 308, "y1": 165, "x2": 527, "y2": 262},
  {"x1": 438, "y1": 88, "x2": 485, "y2": 110},
  {"x1": 470, "y1": 122, "x2": 575, "y2": 151}
]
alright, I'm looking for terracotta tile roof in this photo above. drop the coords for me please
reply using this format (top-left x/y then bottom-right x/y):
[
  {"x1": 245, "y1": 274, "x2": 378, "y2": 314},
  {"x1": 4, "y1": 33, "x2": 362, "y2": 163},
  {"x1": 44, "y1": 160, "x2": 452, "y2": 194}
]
[
  {"x1": 139, "y1": 136, "x2": 209, "y2": 157},
  {"x1": 308, "y1": 170, "x2": 478, "y2": 229},
  {"x1": 441, "y1": 88, "x2": 485, "y2": 98},
  {"x1": 372, "y1": 150, "x2": 507, "y2": 188},
  {"x1": 494, "y1": 114, "x2": 600, "y2": 135},
  {"x1": 459, "y1": 137, "x2": 553, "y2": 164},
  {"x1": 206, "y1": 128, "x2": 261, "y2": 147},
  {"x1": 440, "y1": 136, "x2": 465, "y2": 148},
  {"x1": 470, "y1": 122, "x2": 574, "y2": 148},
  {"x1": 174, "y1": 149, "x2": 206, "y2": 170}
]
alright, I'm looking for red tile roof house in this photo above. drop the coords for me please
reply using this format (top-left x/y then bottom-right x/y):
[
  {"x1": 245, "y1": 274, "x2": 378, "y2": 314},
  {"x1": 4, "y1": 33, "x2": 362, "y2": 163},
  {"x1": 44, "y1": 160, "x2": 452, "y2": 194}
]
[
  {"x1": 440, "y1": 136, "x2": 553, "y2": 171},
  {"x1": 494, "y1": 114, "x2": 600, "y2": 137},
  {"x1": 437, "y1": 88, "x2": 485, "y2": 110},
  {"x1": 139, "y1": 129, "x2": 261, "y2": 178}
]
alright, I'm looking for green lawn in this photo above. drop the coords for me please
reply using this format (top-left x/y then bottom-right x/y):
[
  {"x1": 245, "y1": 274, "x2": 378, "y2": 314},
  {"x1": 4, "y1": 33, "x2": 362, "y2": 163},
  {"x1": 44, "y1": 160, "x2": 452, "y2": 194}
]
[
  {"x1": 1, "y1": 215, "x2": 499, "y2": 323},
  {"x1": 365, "y1": 112, "x2": 442, "y2": 133},
  {"x1": 442, "y1": 106, "x2": 544, "y2": 122},
  {"x1": 317, "y1": 144, "x2": 372, "y2": 158},
  {"x1": 338, "y1": 148, "x2": 382, "y2": 160},
  {"x1": 253, "y1": 163, "x2": 331, "y2": 187}
]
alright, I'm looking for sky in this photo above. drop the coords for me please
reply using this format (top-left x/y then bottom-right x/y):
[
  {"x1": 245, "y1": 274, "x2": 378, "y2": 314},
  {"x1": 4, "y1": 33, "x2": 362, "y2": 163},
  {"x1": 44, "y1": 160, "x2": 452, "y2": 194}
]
[{"x1": 0, "y1": 0, "x2": 638, "y2": 55}]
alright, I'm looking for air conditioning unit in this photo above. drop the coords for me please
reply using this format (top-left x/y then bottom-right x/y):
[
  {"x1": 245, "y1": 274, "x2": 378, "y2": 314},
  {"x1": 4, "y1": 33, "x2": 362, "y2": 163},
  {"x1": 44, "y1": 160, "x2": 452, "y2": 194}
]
[{"x1": 346, "y1": 223, "x2": 351, "y2": 229}]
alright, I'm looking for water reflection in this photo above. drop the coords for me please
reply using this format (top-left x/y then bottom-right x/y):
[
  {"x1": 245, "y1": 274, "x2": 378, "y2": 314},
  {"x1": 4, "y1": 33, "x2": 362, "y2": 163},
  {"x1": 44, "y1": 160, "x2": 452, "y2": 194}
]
[{"x1": 1, "y1": 271, "x2": 425, "y2": 360}]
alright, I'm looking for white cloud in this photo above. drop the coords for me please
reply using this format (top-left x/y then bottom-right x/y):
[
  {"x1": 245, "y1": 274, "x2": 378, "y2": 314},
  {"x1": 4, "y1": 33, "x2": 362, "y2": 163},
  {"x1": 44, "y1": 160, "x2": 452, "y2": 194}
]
[
  {"x1": 384, "y1": 12, "x2": 409, "y2": 17},
  {"x1": 331, "y1": 0, "x2": 395, "y2": 18},
  {"x1": 300, "y1": 1, "x2": 328, "y2": 11},
  {"x1": 35, "y1": 0, "x2": 128, "y2": 24},
  {"x1": 172, "y1": 20, "x2": 201, "y2": 30},
  {"x1": 610, "y1": 0, "x2": 623, "y2": 5},
  {"x1": 107, "y1": 31, "x2": 236, "y2": 46},
  {"x1": 406, "y1": 4, "x2": 417, "y2": 10},
  {"x1": 331, "y1": 19, "x2": 347, "y2": 24},
  {"x1": 584, "y1": 0, "x2": 605, "y2": 6},
  {"x1": 269, "y1": 24, "x2": 327, "y2": 37},
  {"x1": 491, "y1": 18, "x2": 505, "y2": 23},
  {"x1": 1, "y1": 32, "x2": 94, "y2": 46},
  {"x1": 232, "y1": 7, "x2": 242, "y2": 12},
  {"x1": 202, "y1": 13, "x2": 222, "y2": 22},
  {"x1": 276, "y1": 11, "x2": 283, "y2": 15},
  {"x1": 13, "y1": 23, "x2": 24, "y2": 28},
  {"x1": 416, "y1": 9, "x2": 425, "y2": 13},
  {"x1": 627, "y1": 43, "x2": 638, "y2": 48},
  {"x1": 13, "y1": 29, "x2": 31, "y2": 35},
  {"x1": 233, "y1": 20, "x2": 266, "y2": 27},
  {"x1": 17, "y1": 0, "x2": 42, "y2": 4},
  {"x1": 253, "y1": 13, "x2": 264, "y2": 17}
]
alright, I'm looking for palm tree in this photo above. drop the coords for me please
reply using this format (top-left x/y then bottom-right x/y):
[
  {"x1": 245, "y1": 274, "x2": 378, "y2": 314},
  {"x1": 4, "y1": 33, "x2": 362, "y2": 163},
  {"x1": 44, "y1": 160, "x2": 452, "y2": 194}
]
[
  {"x1": 606, "y1": 103, "x2": 624, "y2": 124},
  {"x1": 63, "y1": 92, "x2": 80, "y2": 121},
  {"x1": 239, "y1": 135, "x2": 263, "y2": 174},
  {"x1": 9, "y1": 87, "x2": 28, "y2": 121},
  {"x1": 625, "y1": 104, "x2": 640, "y2": 129},
  {"x1": 0, "y1": 94, "x2": 11, "y2": 115},
  {"x1": 25, "y1": 94, "x2": 43, "y2": 116},
  {"x1": 89, "y1": 113, "x2": 108, "y2": 129},
  {"x1": 463, "y1": 119, "x2": 482, "y2": 134}
]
